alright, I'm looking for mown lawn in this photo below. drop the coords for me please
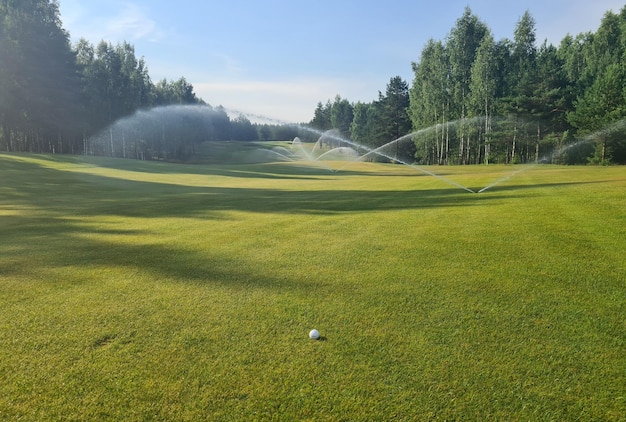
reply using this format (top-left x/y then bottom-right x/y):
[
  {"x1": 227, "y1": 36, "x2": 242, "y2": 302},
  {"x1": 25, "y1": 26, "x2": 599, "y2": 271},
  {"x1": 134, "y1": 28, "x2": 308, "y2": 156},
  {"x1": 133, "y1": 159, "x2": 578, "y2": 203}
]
[{"x1": 0, "y1": 153, "x2": 624, "y2": 420}]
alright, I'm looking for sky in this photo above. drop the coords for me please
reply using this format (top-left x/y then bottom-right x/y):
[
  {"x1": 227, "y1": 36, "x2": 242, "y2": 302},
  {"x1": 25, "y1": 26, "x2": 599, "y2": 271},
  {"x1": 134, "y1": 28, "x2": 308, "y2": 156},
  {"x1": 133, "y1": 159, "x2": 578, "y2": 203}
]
[{"x1": 58, "y1": 0, "x2": 625, "y2": 123}]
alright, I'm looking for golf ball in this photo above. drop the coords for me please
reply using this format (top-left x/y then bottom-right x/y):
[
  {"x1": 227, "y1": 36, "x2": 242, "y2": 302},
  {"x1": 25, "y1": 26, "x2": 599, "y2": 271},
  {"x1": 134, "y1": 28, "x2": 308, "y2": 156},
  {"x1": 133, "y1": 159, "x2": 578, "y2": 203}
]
[{"x1": 309, "y1": 329, "x2": 320, "y2": 340}]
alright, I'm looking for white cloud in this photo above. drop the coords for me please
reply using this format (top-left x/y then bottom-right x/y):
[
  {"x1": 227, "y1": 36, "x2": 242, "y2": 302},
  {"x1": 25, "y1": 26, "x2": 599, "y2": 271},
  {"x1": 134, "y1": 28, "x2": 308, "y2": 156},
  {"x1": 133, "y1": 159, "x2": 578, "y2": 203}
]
[
  {"x1": 211, "y1": 53, "x2": 246, "y2": 75},
  {"x1": 59, "y1": 1, "x2": 165, "y2": 44},
  {"x1": 106, "y1": 3, "x2": 164, "y2": 42},
  {"x1": 194, "y1": 77, "x2": 375, "y2": 123}
]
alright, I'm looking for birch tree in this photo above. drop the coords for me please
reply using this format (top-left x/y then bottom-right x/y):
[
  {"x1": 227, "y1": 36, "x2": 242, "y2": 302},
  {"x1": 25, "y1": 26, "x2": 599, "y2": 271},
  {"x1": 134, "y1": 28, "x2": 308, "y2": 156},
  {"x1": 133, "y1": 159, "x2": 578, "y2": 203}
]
[
  {"x1": 447, "y1": 7, "x2": 488, "y2": 163},
  {"x1": 469, "y1": 32, "x2": 497, "y2": 163},
  {"x1": 410, "y1": 39, "x2": 451, "y2": 164}
]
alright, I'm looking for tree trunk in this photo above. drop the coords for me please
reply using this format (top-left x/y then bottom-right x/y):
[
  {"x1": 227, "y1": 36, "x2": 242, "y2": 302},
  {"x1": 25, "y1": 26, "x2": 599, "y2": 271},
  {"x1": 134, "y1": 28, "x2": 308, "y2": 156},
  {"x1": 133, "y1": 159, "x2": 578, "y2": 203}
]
[
  {"x1": 458, "y1": 105, "x2": 466, "y2": 164},
  {"x1": 484, "y1": 99, "x2": 489, "y2": 165},
  {"x1": 1, "y1": 125, "x2": 10, "y2": 152},
  {"x1": 110, "y1": 127, "x2": 114, "y2": 157},
  {"x1": 535, "y1": 124, "x2": 540, "y2": 163},
  {"x1": 511, "y1": 123, "x2": 517, "y2": 164},
  {"x1": 445, "y1": 122, "x2": 450, "y2": 165},
  {"x1": 434, "y1": 116, "x2": 441, "y2": 164}
]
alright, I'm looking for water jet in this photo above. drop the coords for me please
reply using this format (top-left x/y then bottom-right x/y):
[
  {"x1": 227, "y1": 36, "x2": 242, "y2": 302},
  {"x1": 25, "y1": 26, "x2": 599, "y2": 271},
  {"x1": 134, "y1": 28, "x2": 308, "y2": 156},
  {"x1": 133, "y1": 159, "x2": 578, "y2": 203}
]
[{"x1": 87, "y1": 105, "x2": 620, "y2": 194}]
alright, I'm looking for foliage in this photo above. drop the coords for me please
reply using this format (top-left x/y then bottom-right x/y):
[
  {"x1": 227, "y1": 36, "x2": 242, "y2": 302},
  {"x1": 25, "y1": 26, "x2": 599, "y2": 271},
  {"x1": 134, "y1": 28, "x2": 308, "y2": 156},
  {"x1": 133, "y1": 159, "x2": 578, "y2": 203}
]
[
  {"x1": 2, "y1": 2, "x2": 626, "y2": 163},
  {"x1": 344, "y1": 76, "x2": 412, "y2": 163},
  {"x1": 330, "y1": 95, "x2": 354, "y2": 139},
  {"x1": 316, "y1": 6, "x2": 626, "y2": 165},
  {"x1": 0, "y1": 0, "x2": 81, "y2": 152},
  {"x1": 309, "y1": 100, "x2": 332, "y2": 131},
  {"x1": 409, "y1": 39, "x2": 451, "y2": 164}
]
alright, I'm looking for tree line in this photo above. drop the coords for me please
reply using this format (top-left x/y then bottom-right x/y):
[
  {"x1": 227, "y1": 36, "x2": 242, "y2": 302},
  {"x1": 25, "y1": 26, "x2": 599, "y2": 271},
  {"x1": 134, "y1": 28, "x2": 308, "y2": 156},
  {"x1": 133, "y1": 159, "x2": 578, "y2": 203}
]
[
  {"x1": 310, "y1": 7, "x2": 626, "y2": 165},
  {"x1": 2, "y1": 2, "x2": 626, "y2": 164},
  {"x1": 0, "y1": 0, "x2": 282, "y2": 158}
]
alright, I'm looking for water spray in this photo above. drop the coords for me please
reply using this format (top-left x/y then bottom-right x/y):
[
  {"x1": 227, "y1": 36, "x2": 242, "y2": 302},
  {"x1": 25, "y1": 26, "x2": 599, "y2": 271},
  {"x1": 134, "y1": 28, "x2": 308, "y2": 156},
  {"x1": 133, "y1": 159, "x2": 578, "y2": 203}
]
[
  {"x1": 477, "y1": 165, "x2": 536, "y2": 193},
  {"x1": 296, "y1": 127, "x2": 477, "y2": 193},
  {"x1": 90, "y1": 106, "x2": 623, "y2": 194}
]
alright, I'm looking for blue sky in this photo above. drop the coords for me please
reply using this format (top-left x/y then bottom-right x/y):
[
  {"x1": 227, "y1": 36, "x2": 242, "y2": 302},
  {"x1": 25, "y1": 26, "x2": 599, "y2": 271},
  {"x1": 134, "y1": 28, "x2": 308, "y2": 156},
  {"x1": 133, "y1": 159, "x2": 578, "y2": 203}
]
[{"x1": 59, "y1": 0, "x2": 624, "y2": 123}]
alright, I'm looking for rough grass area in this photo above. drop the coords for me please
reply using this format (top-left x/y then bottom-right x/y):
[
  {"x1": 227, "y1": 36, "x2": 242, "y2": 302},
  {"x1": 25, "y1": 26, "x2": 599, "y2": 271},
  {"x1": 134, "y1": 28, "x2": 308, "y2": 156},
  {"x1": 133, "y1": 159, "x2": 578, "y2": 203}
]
[{"x1": 0, "y1": 153, "x2": 624, "y2": 420}]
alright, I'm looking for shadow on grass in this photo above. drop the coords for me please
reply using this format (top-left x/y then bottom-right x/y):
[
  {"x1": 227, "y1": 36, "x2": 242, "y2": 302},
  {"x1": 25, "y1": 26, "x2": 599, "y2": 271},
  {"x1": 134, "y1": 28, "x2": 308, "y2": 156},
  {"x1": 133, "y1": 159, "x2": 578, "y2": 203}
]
[
  {"x1": 3, "y1": 155, "x2": 608, "y2": 220},
  {"x1": 473, "y1": 179, "x2": 617, "y2": 194},
  {"x1": 0, "y1": 155, "x2": 492, "y2": 218},
  {"x1": 0, "y1": 154, "x2": 613, "y2": 290},
  {"x1": 0, "y1": 212, "x2": 316, "y2": 291},
  {"x1": 0, "y1": 154, "x2": 492, "y2": 289},
  {"x1": 80, "y1": 155, "x2": 372, "y2": 179},
  {"x1": 42, "y1": 154, "x2": 439, "y2": 179}
]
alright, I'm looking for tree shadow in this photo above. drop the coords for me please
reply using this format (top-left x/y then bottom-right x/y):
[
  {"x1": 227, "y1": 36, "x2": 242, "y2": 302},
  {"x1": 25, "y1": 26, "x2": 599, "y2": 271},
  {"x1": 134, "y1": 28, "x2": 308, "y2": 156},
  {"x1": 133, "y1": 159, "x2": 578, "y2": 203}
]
[
  {"x1": 473, "y1": 178, "x2": 619, "y2": 194},
  {"x1": 0, "y1": 155, "x2": 506, "y2": 289},
  {"x1": 0, "y1": 212, "x2": 318, "y2": 292},
  {"x1": 79, "y1": 155, "x2": 350, "y2": 179},
  {"x1": 1, "y1": 155, "x2": 500, "y2": 219},
  {"x1": 18, "y1": 155, "x2": 612, "y2": 291},
  {"x1": 41, "y1": 154, "x2": 438, "y2": 179}
]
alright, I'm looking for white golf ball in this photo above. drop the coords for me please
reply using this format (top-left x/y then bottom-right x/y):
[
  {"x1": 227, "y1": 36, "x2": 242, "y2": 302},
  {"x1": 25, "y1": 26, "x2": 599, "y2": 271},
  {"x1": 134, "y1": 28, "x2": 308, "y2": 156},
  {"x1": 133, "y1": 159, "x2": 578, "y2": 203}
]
[{"x1": 309, "y1": 329, "x2": 320, "y2": 340}]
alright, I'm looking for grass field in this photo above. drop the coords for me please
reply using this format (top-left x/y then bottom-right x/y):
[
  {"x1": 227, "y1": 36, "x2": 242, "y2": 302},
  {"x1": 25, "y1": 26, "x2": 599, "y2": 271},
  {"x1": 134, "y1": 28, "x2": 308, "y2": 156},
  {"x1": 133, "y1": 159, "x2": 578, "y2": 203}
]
[{"x1": 0, "y1": 153, "x2": 624, "y2": 420}]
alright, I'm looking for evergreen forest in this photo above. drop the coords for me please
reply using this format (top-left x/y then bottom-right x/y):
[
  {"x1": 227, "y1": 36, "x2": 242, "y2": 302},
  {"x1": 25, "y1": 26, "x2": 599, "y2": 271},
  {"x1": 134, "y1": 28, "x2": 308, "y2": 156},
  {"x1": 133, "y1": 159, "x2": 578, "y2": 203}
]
[{"x1": 2, "y1": 1, "x2": 626, "y2": 164}]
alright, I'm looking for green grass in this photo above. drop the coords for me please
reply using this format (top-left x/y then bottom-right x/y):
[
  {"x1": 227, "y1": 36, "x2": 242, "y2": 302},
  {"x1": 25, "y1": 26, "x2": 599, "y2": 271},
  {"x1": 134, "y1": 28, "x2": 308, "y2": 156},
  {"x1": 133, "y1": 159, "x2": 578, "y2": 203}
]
[{"x1": 1, "y1": 153, "x2": 624, "y2": 420}]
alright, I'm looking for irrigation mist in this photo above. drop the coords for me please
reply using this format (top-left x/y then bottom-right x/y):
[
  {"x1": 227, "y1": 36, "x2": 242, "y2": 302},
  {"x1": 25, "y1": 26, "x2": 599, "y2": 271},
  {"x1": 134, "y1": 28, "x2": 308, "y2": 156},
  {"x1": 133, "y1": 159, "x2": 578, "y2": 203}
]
[{"x1": 87, "y1": 105, "x2": 613, "y2": 194}]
